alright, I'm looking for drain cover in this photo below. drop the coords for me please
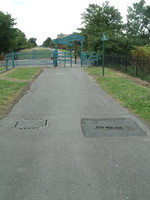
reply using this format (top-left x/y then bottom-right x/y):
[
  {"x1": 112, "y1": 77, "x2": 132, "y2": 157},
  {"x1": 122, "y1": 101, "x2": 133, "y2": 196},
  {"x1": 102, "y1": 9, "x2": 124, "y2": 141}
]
[
  {"x1": 81, "y1": 118, "x2": 146, "y2": 137},
  {"x1": 14, "y1": 118, "x2": 48, "y2": 129}
]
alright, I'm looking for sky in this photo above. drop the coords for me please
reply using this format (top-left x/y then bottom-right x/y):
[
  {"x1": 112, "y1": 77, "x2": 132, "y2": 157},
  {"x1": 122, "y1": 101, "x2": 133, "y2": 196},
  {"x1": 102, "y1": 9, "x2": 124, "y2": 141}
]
[{"x1": 0, "y1": 0, "x2": 149, "y2": 45}]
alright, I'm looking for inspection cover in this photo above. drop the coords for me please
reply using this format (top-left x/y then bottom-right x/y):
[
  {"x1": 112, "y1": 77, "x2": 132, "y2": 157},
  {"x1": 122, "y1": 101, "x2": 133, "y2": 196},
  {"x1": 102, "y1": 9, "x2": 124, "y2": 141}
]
[
  {"x1": 14, "y1": 118, "x2": 48, "y2": 129},
  {"x1": 81, "y1": 118, "x2": 147, "y2": 137}
]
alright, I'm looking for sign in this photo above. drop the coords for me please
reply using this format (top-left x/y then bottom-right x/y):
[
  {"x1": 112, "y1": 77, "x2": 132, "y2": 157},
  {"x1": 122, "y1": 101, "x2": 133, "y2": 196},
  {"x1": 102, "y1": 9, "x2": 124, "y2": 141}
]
[{"x1": 101, "y1": 33, "x2": 109, "y2": 41}]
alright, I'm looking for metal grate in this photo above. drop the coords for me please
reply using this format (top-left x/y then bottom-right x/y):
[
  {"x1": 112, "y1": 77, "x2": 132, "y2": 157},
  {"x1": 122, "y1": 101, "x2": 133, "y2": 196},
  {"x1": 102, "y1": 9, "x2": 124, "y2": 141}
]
[
  {"x1": 81, "y1": 118, "x2": 147, "y2": 137},
  {"x1": 95, "y1": 125, "x2": 123, "y2": 130},
  {"x1": 14, "y1": 118, "x2": 48, "y2": 129}
]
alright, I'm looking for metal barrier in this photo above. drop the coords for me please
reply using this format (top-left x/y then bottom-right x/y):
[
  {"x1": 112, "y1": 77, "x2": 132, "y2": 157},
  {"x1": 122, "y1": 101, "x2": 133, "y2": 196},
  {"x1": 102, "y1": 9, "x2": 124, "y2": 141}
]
[
  {"x1": 5, "y1": 50, "x2": 54, "y2": 71},
  {"x1": 81, "y1": 52, "x2": 99, "y2": 67},
  {"x1": 5, "y1": 50, "x2": 74, "y2": 71},
  {"x1": 53, "y1": 50, "x2": 72, "y2": 67},
  {"x1": 104, "y1": 55, "x2": 150, "y2": 82}
]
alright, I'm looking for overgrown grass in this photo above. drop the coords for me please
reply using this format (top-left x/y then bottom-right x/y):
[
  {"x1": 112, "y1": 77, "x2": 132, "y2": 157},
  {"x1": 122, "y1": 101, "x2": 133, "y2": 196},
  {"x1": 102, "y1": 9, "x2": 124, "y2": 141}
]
[
  {"x1": 3, "y1": 67, "x2": 42, "y2": 80},
  {"x1": 85, "y1": 67, "x2": 150, "y2": 122},
  {"x1": 0, "y1": 80, "x2": 27, "y2": 116}
]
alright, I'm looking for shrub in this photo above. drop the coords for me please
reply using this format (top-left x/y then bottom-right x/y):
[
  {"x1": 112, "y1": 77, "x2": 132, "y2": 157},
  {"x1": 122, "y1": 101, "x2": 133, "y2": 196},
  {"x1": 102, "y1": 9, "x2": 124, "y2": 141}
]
[{"x1": 130, "y1": 45, "x2": 150, "y2": 73}]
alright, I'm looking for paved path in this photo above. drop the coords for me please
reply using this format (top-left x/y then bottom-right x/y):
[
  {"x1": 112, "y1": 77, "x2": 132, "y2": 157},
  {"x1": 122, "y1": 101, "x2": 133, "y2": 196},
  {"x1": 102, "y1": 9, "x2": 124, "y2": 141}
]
[{"x1": 0, "y1": 66, "x2": 150, "y2": 200}]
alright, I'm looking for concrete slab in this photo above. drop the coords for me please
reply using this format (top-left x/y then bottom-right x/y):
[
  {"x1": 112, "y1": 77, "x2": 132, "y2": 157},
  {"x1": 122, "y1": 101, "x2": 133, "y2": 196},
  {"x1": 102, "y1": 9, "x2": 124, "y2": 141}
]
[{"x1": 0, "y1": 66, "x2": 150, "y2": 200}]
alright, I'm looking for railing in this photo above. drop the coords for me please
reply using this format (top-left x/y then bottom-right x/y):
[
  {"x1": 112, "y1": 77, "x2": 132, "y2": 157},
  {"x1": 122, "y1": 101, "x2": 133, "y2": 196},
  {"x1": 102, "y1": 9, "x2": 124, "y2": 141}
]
[
  {"x1": 81, "y1": 52, "x2": 99, "y2": 67},
  {"x1": 5, "y1": 50, "x2": 54, "y2": 70},
  {"x1": 104, "y1": 55, "x2": 150, "y2": 82},
  {"x1": 53, "y1": 51, "x2": 72, "y2": 67}
]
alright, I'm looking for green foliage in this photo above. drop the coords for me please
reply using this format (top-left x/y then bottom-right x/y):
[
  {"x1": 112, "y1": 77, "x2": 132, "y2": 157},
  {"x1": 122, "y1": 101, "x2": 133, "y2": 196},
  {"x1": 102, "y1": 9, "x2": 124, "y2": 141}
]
[
  {"x1": 126, "y1": 0, "x2": 150, "y2": 46},
  {"x1": 12, "y1": 28, "x2": 33, "y2": 51},
  {"x1": 126, "y1": 0, "x2": 150, "y2": 41},
  {"x1": 79, "y1": 1, "x2": 124, "y2": 54},
  {"x1": 0, "y1": 11, "x2": 35, "y2": 53},
  {"x1": 130, "y1": 44, "x2": 150, "y2": 73},
  {"x1": 131, "y1": 45, "x2": 150, "y2": 57},
  {"x1": 42, "y1": 37, "x2": 54, "y2": 47},
  {"x1": 85, "y1": 67, "x2": 150, "y2": 122},
  {"x1": 0, "y1": 11, "x2": 16, "y2": 53},
  {"x1": 79, "y1": 0, "x2": 150, "y2": 55},
  {"x1": 28, "y1": 38, "x2": 37, "y2": 47}
]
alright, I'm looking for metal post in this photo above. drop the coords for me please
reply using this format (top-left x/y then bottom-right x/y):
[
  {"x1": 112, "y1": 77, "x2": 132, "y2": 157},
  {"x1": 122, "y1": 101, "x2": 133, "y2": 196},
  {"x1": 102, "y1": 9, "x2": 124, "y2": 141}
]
[
  {"x1": 53, "y1": 50, "x2": 58, "y2": 67},
  {"x1": 81, "y1": 42, "x2": 83, "y2": 67},
  {"x1": 12, "y1": 52, "x2": 15, "y2": 68},
  {"x1": 102, "y1": 40, "x2": 105, "y2": 76},
  {"x1": 6, "y1": 53, "x2": 8, "y2": 71},
  {"x1": 64, "y1": 52, "x2": 66, "y2": 67},
  {"x1": 75, "y1": 41, "x2": 77, "y2": 64},
  {"x1": 70, "y1": 49, "x2": 72, "y2": 67}
]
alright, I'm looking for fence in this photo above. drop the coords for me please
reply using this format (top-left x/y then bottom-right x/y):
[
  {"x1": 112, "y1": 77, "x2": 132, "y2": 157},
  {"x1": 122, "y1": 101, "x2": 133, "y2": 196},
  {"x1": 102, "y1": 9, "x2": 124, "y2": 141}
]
[
  {"x1": 104, "y1": 55, "x2": 150, "y2": 82},
  {"x1": 81, "y1": 52, "x2": 99, "y2": 67},
  {"x1": 5, "y1": 50, "x2": 54, "y2": 70}
]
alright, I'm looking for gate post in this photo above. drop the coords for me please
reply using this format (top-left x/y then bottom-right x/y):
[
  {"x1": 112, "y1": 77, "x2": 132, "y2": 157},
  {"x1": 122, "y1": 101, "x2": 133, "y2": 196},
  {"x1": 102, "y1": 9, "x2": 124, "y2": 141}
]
[
  {"x1": 12, "y1": 52, "x2": 15, "y2": 68},
  {"x1": 53, "y1": 50, "x2": 58, "y2": 67},
  {"x1": 6, "y1": 53, "x2": 8, "y2": 71}
]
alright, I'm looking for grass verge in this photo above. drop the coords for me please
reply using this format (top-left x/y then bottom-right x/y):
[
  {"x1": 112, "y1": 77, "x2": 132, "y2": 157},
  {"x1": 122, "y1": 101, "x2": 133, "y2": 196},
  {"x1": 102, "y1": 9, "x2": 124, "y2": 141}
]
[
  {"x1": 85, "y1": 67, "x2": 150, "y2": 123},
  {"x1": 0, "y1": 80, "x2": 27, "y2": 117},
  {"x1": 0, "y1": 67, "x2": 43, "y2": 118},
  {"x1": 2, "y1": 67, "x2": 42, "y2": 80},
  {"x1": 0, "y1": 67, "x2": 5, "y2": 71}
]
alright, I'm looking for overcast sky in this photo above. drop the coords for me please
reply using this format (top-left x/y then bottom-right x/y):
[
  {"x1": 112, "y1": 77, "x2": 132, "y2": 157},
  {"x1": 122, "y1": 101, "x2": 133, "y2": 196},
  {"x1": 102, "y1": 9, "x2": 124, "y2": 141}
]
[{"x1": 1, "y1": 0, "x2": 149, "y2": 45}]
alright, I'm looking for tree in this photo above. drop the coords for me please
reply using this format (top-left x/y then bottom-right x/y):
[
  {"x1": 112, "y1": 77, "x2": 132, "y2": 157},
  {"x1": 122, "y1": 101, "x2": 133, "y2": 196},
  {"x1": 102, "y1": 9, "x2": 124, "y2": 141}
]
[
  {"x1": 0, "y1": 11, "x2": 16, "y2": 53},
  {"x1": 79, "y1": 1, "x2": 124, "y2": 54},
  {"x1": 12, "y1": 28, "x2": 32, "y2": 51},
  {"x1": 0, "y1": 11, "x2": 34, "y2": 53},
  {"x1": 42, "y1": 37, "x2": 54, "y2": 47},
  {"x1": 126, "y1": 0, "x2": 150, "y2": 45},
  {"x1": 28, "y1": 37, "x2": 37, "y2": 47}
]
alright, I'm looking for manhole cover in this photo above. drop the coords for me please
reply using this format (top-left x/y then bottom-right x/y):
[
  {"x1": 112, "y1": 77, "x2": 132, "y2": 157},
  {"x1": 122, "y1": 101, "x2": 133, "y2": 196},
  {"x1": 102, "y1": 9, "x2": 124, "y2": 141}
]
[
  {"x1": 14, "y1": 118, "x2": 48, "y2": 129},
  {"x1": 81, "y1": 118, "x2": 147, "y2": 137}
]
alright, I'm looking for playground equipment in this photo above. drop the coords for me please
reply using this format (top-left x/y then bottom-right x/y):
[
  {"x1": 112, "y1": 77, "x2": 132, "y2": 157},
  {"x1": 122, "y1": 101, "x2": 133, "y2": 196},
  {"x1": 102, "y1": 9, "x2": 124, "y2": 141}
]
[{"x1": 53, "y1": 34, "x2": 84, "y2": 67}]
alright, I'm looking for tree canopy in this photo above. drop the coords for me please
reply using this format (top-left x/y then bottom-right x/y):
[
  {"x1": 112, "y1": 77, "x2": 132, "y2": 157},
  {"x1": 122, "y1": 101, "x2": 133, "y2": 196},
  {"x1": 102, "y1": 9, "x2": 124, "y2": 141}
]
[
  {"x1": 28, "y1": 38, "x2": 37, "y2": 47},
  {"x1": 79, "y1": 0, "x2": 150, "y2": 55},
  {"x1": 42, "y1": 37, "x2": 54, "y2": 47},
  {"x1": 0, "y1": 11, "x2": 16, "y2": 53},
  {"x1": 0, "y1": 11, "x2": 37, "y2": 54},
  {"x1": 126, "y1": 0, "x2": 150, "y2": 45}
]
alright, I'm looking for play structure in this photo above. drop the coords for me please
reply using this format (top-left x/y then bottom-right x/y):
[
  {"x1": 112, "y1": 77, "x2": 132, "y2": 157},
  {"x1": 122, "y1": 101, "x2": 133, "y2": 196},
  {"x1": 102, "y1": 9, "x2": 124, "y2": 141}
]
[{"x1": 53, "y1": 34, "x2": 99, "y2": 67}]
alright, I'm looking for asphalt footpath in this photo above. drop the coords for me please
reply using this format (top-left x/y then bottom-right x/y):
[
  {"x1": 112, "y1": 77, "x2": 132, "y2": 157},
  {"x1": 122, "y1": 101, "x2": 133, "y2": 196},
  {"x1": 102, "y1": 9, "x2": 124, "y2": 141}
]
[{"x1": 0, "y1": 65, "x2": 150, "y2": 200}]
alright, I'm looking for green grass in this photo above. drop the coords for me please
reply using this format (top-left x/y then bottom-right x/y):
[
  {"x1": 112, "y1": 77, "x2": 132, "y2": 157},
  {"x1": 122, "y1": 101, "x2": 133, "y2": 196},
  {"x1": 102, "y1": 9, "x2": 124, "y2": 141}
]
[
  {"x1": 86, "y1": 66, "x2": 116, "y2": 76},
  {"x1": 0, "y1": 80, "x2": 27, "y2": 115},
  {"x1": 85, "y1": 67, "x2": 150, "y2": 122},
  {"x1": 0, "y1": 67, "x2": 43, "y2": 118},
  {"x1": 3, "y1": 67, "x2": 42, "y2": 80},
  {"x1": 0, "y1": 67, "x2": 5, "y2": 71}
]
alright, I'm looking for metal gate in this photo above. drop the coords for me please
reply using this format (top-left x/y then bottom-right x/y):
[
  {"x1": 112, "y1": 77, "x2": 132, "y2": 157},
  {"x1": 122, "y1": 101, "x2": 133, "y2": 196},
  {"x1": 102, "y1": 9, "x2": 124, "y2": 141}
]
[{"x1": 6, "y1": 49, "x2": 54, "y2": 70}]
